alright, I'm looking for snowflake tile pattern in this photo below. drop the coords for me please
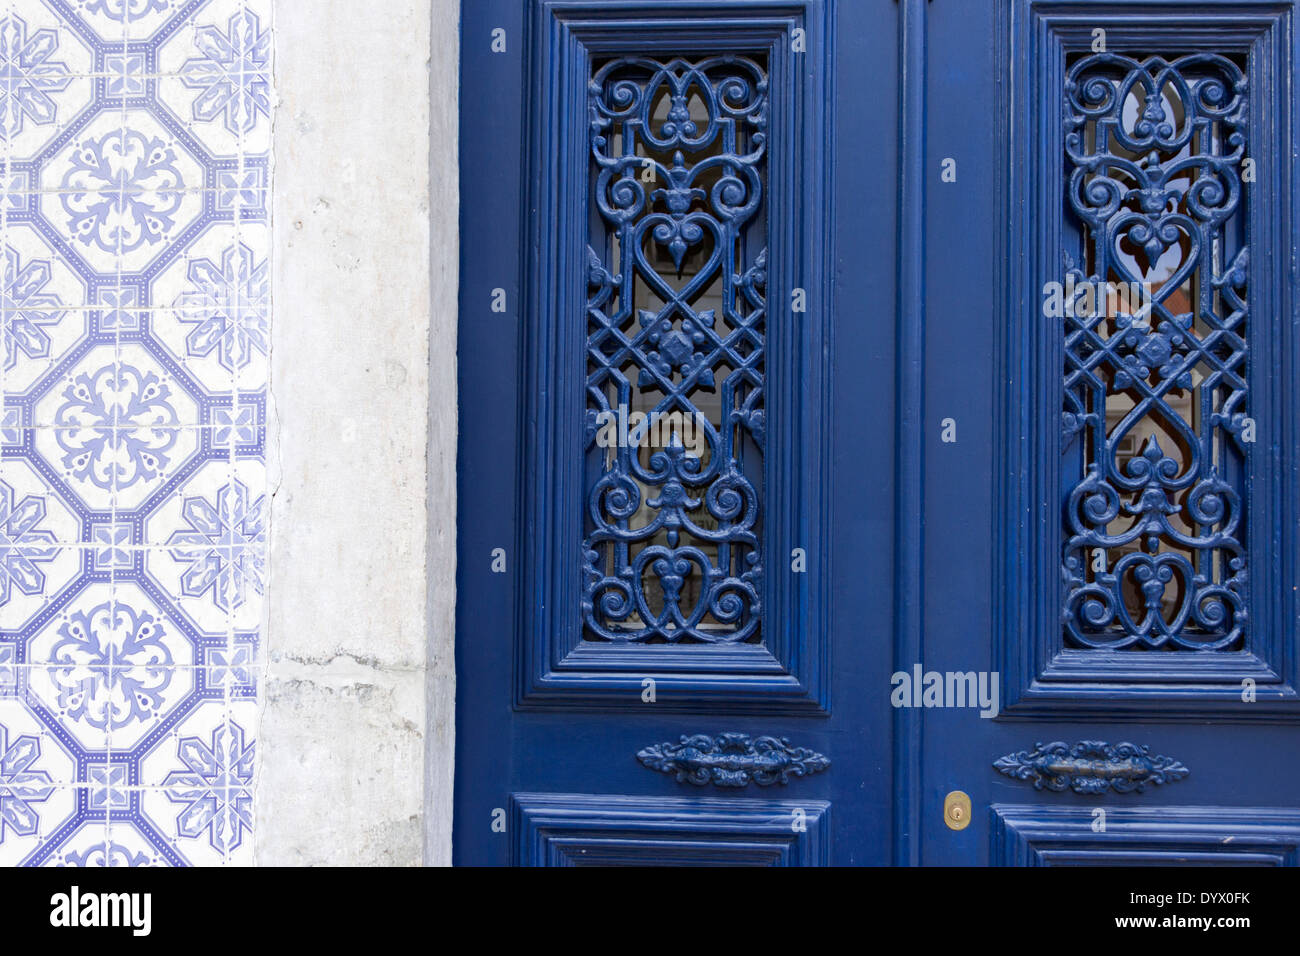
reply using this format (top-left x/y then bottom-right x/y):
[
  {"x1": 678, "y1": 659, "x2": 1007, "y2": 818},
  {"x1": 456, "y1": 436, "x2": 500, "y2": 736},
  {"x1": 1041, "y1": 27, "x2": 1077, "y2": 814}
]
[{"x1": 0, "y1": 0, "x2": 269, "y2": 867}]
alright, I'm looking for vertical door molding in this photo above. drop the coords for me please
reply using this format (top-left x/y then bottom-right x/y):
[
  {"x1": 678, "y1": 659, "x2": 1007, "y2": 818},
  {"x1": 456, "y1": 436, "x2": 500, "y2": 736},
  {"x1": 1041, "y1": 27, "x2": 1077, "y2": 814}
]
[{"x1": 893, "y1": 0, "x2": 928, "y2": 867}]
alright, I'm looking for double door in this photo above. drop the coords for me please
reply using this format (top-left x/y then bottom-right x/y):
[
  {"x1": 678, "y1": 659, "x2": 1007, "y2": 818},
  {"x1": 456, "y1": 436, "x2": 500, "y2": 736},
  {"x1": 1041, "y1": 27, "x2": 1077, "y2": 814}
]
[{"x1": 455, "y1": 0, "x2": 1300, "y2": 865}]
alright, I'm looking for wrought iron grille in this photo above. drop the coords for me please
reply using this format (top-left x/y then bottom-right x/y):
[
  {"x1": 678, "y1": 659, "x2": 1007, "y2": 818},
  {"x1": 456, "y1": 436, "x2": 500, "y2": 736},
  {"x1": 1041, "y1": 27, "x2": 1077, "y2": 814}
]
[
  {"x1": 582, "y1": 55, "x2": 767, "y2": 644},
  {"x1": 1061, "y1": 52, "x2": 1249, "y2": 650}
]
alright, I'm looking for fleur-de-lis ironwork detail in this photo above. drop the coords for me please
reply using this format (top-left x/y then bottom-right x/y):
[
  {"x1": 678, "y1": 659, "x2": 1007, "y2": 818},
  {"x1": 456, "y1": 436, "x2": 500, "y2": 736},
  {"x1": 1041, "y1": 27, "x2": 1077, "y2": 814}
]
[
  {"x1": 1061, "y1": 53, "x2": 1249, "y2": 650},
  {"x1": 583, "y1": 56, "x2": 767, "y2": 644},
  {"x1": 637, "y1": 732, "x2": 829, "y2": 788},
  {"x1": 994, "y1": 740, "x2": 1189, "y2": 794}
]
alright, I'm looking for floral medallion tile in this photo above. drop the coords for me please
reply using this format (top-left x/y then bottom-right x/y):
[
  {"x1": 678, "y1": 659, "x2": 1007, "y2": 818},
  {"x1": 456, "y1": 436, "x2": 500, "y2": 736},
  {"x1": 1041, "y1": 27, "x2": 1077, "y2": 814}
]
[
  {"x1": 156, "y1": 0, "x2": 272, "y2": 157},
  {"x1": 143, "y1": 456, "x2": 264, "y2": 633},
  {"x1": 38, "y1": 110, "x2": 209, "y2": 275},
  {"x1": 0, "y1": 696, "x2": 78, "y2": 866},
  {"x1": 0, "y1": 457, "x2": 81, "y2": 630},
  {"x1": 139, "y1": 698, "x2": 254, "y2": 865},
  {"x1": 0, "y1": 0, "x2": 268, "y2": 868},
  {"x1": 1, "y1": 221, "x2": 93, "y2": 398},
  {"x1": 0, "y1": 5, "x2": 95, "y2": 158},
  {"x1": 150, "y1": 220, "x2": 270, "y2": 395},
  {"x1": 25, "y1": 581, "x2": 197, "y2": 747}
]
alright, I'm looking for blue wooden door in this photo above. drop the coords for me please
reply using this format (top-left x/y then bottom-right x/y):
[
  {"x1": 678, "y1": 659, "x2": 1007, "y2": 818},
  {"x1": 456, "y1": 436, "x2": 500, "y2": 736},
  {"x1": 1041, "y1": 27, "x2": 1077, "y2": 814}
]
[{"x1": 455, "y1": 0, "x2": 1300, "y2": 866}]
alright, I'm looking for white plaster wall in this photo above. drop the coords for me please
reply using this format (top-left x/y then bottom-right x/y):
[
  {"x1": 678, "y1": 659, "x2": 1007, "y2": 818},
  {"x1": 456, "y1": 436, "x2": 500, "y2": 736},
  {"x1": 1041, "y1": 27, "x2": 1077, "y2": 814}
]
[{"x1": 257, "y1": 0, "x2": 457, "y2": 866}]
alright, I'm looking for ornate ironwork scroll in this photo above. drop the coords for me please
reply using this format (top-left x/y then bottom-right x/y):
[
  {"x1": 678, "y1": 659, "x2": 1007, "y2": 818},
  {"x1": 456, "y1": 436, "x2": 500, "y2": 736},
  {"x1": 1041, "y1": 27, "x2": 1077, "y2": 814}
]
[
  {"x1": 637, "y1": 733, "x2": 829, "y2": 788},
  {"x1": 582, "y1": 56, "x2": 767, "y2": 644},
  {"x1": 994, "y1": 740, "x2": 1190, "y2": 794},
  {"x1": 1062, "y1": 53, "x2": 1250, "y2": 650}
]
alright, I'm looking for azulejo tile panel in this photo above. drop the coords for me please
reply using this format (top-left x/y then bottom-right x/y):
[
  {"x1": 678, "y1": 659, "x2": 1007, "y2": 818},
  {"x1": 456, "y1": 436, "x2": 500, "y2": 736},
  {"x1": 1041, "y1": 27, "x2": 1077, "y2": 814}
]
[{"x1": 0, "y1": 0, "x2": 270, "y2": 867}]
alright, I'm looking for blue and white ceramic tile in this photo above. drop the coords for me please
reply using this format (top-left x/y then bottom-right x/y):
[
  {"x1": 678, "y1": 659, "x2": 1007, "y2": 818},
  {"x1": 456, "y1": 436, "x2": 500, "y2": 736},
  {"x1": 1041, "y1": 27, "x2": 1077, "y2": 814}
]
[{"x1": 0, "y1": 0, "x2": 269, "y2": 867}]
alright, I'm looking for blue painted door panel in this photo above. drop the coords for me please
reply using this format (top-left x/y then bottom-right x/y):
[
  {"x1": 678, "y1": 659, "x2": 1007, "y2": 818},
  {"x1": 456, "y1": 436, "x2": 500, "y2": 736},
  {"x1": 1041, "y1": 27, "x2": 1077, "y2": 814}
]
[
  {"x1": 926, "y1": 0, "x2": 1300, "y2": 865},
  {"x1": 455, "y1": 0, "x2": 1300, "y2": 865}
]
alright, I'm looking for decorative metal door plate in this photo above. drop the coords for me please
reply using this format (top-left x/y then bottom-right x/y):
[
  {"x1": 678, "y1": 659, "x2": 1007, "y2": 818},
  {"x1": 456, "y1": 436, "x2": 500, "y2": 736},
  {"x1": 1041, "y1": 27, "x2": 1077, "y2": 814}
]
[
  {"x1": 638, "y1": 733, "x2": 830, "y2": 788},
  {"x1": 994, "y1": 740, "x2": 1189, "y2": 794}
]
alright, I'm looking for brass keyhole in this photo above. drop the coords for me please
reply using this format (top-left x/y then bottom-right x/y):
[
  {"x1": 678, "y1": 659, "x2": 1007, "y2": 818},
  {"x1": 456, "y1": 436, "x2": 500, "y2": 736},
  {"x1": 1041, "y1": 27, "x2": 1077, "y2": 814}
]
[{"x1": 943, "y1": 790, "x2": 971, "y2": 831}]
